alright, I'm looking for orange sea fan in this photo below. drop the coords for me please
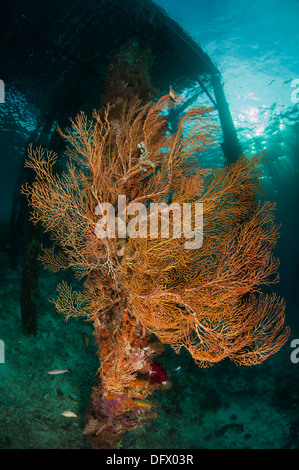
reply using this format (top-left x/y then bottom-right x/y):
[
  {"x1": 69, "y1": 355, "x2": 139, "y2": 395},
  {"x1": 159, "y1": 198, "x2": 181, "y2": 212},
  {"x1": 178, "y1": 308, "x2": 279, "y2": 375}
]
[{"x1": 23, "y1": 92, "x2": 289, "y2": 402}]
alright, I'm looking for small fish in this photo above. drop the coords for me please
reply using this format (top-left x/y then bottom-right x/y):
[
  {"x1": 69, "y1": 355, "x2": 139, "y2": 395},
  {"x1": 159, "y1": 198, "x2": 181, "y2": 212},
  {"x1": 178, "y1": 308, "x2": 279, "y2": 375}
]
[
  {"x1": 82, "y1": 332, "x2": 89, "y2": 353},
  {"x1": 47, "y1": 368, "x2": 72, "y2": 375},
  {"x1": 67, "y1": 393, "x2": 78, "y2": 405},
  {"x1": 172, "y1": 366, "x2": 181, "y2": 372},
  {"x1": 61, "y1": 411, "x2": 78, "y2": 418},
  {"x1": 283, "y1": 78, "x2": 293, "y2": 85},
  {"x1": 267, "y1": 79, "x2": 276, "y2": 86},
  {"x1": 132, "y1": 397, "x2": 156, "y2": 408}
]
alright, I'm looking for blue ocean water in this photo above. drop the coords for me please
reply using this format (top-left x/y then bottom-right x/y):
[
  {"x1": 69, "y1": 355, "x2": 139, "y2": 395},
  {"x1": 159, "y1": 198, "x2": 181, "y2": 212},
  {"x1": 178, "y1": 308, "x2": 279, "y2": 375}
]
[{"x1": 156, "y1": 0, "x2": 299, "y2": 156}]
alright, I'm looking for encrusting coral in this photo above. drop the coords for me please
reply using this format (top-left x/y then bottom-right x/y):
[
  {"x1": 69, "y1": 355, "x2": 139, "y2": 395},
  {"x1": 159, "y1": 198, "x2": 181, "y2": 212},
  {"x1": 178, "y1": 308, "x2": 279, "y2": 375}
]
[{"x1": 22, "y1": 91, "x2": 290, "y2": 448}]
